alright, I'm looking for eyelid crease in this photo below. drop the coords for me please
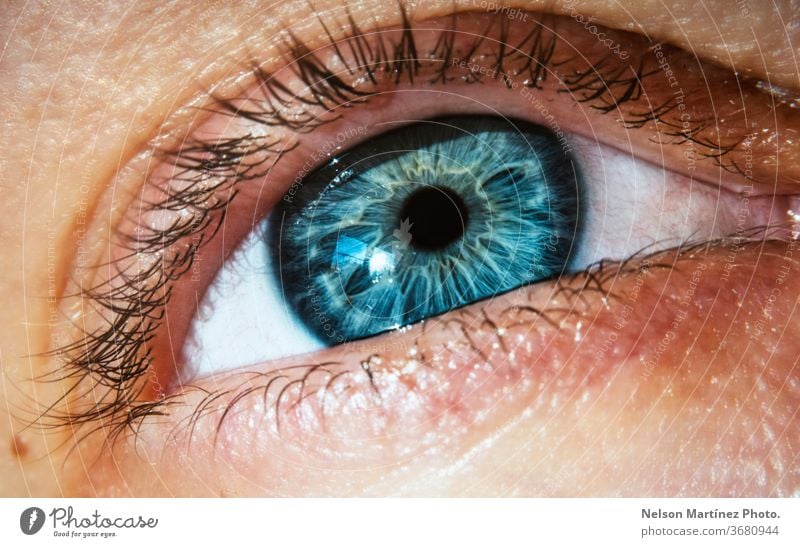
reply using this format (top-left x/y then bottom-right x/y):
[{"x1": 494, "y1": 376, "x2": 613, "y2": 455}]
[{"x1": 38, "y1": 4, "x2": 800, "y2": 448}]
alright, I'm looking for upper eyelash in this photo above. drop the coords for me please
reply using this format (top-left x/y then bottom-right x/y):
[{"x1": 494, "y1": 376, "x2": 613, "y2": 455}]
[{"x1": 35, "y1": 3, "x2": 767, "y2": 444}]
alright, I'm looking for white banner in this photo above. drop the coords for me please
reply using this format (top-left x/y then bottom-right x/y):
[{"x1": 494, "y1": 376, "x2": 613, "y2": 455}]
[{"x1": 2, "y1": 498, "x2": 798, "y2": 546}]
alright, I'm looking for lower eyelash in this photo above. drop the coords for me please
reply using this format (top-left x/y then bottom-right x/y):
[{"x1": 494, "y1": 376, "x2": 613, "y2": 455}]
[{"x1": 126, "y1": 229, "x2": 788, "y2": 451}]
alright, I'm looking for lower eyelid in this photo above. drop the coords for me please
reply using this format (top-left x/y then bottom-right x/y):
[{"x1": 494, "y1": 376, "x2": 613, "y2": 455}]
[{"x1": 100, "y1": 238, "x2": 798, "y2": 496}]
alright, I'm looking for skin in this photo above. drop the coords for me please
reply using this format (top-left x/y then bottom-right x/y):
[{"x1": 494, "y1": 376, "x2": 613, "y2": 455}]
[{"x1": 0, "y1": 0, "x2": 798, "y2": 496}]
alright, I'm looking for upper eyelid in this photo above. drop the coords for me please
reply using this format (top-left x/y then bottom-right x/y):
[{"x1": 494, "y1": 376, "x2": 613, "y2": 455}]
[
  {"x1": 182, "y1": 11, "x2": 790, "y2": 189},
  {"x1": 126, "y1": 11, "x2": 795, "y2": 278}
]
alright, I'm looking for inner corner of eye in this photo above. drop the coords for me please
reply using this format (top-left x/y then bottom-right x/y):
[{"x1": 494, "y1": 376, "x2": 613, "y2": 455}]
[{"x1": 182, "y1": 114, "x2": 583, "y2": 381}]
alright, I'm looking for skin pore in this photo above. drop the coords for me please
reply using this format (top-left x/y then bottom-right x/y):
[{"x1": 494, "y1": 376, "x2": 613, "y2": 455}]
[{"x1": 0, "y1": 0, "x2": 798, "y2": 496}]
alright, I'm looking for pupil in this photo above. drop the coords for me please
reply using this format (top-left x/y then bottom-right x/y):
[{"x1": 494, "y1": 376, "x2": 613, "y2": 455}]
[{"x1": 399, "y1": 186, "x2": 469, "y2": 251}]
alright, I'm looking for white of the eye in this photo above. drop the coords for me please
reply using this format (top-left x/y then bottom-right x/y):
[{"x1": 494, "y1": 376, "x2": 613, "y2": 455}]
[
  {"x1": 182, "y1": 217, "x2": 325, "y2": 381},
  {"x1": 568, "y1": 133, "x2": 746, "y2": 269}
]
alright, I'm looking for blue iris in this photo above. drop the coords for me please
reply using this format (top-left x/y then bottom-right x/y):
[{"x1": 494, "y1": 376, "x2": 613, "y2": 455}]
[{"x1": 271, "y1": 116, "x2": 581, "y2": 343}]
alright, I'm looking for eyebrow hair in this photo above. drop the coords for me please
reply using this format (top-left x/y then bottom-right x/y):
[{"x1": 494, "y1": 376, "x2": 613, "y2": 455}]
[{"x1": 36, "y1": 2, "x2": 780, "y2": 445}]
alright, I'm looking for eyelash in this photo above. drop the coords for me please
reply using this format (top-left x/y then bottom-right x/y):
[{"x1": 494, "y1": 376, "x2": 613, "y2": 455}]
[{"x1": 38, "y1": 3, "x2": 776, "y2": 445}]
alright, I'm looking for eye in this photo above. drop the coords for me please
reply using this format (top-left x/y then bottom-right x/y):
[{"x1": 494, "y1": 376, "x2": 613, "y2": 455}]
[
  {"x1": 49, "y1": 6, "x2": 800, "y2": 489},
  {"x1": 186, "y1": 115, "x2": 580, "y2": 371},
  {"x1": 164, "y1": 10, "x2": 796, "y2": 382}
]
